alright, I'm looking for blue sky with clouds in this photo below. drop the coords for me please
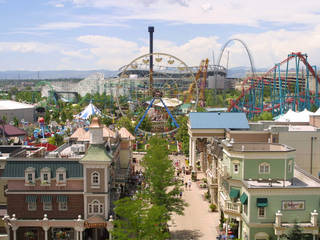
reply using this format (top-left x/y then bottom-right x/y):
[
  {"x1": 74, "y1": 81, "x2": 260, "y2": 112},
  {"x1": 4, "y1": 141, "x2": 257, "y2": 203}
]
[{"x1": 1, "y1": 0, "x2": 320, "y2": 70}]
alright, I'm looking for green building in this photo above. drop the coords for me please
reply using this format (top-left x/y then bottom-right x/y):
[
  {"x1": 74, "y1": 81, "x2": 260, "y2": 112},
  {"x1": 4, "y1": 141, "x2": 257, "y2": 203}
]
[{"x1": 217, "y1": 140, "x2": 320, "y2": 240}]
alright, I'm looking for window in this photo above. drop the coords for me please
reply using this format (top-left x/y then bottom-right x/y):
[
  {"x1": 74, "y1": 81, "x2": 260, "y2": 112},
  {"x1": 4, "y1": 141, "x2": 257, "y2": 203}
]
[
  {"x1": 41, "y1": 167, "x2": 51, "y2": 185},
  {"x1": 57, "y1": 196, "x2": 68, "y2": 211},
  {"x1": 243, "y1": 204, "x2": 248, "y2": 215},
  {"x1": 56, "y1": 167, "x2": 67, "y2": 185},
  {"x1": 91, "y1": 172, "x2": 100, "y2": 186},
  {"x1": 59, "y1": 201, "x2": 68, "y2": 211},
  {"x1": 25, "y1": 167, "x2": 35, "y2": 185},
  {"x1": 259, "y1": 163, "x2": 270, "y2": 174},
  {"x1": 43, "y1": 201, "x2": 52, "y2": 211},
  {"x1": 88, "y1": 200, "x2": 104, "y2": 215},
  {"x1": 288, "y1": 160, "x2": 293, "y2": 172},
  {"x1": 233, "y1": 164, "x2": 239, "y2": 174},
  {"x1": 258, "y1": 207, "x2": 266, "y2": 218},
  {"x1": 28, "y1": 202, "x2": 36, "y2": 211}
]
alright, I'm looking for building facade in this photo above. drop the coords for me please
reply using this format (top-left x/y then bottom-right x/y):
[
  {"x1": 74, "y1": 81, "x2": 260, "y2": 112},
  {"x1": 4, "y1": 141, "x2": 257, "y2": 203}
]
[
  {"x1": 215, "y1": 140, "x2": 320, "y2": 240},
  {"x1": 2, "y1": 118, "x2": 131, "y2": 240}
]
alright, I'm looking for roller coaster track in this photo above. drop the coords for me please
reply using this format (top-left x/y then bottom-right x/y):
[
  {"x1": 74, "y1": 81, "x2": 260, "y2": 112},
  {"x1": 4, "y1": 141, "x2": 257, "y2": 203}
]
[{"x1": 228, "y1": 52, "x2": 320, "y2": 117}]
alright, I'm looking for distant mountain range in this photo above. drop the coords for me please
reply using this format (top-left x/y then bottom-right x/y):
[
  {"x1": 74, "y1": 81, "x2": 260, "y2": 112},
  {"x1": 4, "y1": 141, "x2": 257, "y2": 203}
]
[
  {"x1": 0, "y1": 67, "x2": 271, "y2": 80},
  {"x1": 0, "y1": 70, "x2": 117, "y2": 80}
]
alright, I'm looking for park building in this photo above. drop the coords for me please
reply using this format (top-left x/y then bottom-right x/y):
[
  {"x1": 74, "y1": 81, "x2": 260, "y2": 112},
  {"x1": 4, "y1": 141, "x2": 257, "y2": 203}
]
[
  {"x1": 1, "y1": 117, "x2": 134, "y2": 240},
  {"x1": 188, "y1": 112, "x2": 320, "y2": 239},
  {"x1": 0, "y1": 100, "x2": 35, "y2": 123},
  {"x1": 215, "y1": 139, "x2": 320, "y2": 240}
]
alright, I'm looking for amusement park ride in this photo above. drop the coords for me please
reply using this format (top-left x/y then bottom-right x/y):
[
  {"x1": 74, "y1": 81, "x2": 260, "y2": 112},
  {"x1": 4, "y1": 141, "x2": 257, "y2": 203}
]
[
  {"x1": 228, "y1": 52, "x2": 320, "y2": 119},
  {"x1": 115, "y1": 52, "x2": 198, "y2": 135}
]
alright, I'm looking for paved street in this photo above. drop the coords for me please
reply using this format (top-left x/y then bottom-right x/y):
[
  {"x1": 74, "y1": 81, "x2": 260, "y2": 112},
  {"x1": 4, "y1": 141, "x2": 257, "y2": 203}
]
[{"x1": 169, "y1": 155, "x2": 219, "y2": 240}]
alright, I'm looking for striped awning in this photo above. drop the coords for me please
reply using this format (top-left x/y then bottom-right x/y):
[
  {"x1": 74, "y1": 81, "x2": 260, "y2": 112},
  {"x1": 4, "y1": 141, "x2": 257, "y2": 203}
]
[
  {"x1": 257, "y1": 198, "x2": 268, "y2": 207},
  {"x1": 25, "y1": 195, "x2": 37, "y2": 203},
  {"x1": 57, "y1": 195, "x2": 68, "y2": 202},
  {"x1": 41, "y1": 195, "x2": 52, "y2": 202},
  {"x1": 240, "y1": 192, "x2": 248, "y2": 205},
  {"x1": 229, "y1": 188, "x2": 240, "y2": 199}
]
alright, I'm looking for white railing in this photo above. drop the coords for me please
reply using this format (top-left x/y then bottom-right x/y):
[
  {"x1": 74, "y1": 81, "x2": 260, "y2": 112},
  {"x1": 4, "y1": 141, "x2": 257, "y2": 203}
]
[{"x1": 225, "y1": 201, "x2": 241, "y2": 214}]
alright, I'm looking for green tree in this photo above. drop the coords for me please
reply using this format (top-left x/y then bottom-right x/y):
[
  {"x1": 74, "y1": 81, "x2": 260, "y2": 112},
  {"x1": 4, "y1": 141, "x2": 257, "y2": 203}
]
[
  {"x1": 13, "y1": 117, "x2": 19, "y2": 127},
  {"x1": 116, "y1": 116, "x2": 134, "y2": 133},
  {"x1": 284, "y1": 223, "x2": 306, "y2": 240},
  {"x1": 142, "y1": 137, "x2": 187, "y2": 217},
  {"x1": 176, "y1": 116, "x2": 189, "y2": 155},
  {"x1": 112, "y1": 194, "x2": 169, "y2": 240}
]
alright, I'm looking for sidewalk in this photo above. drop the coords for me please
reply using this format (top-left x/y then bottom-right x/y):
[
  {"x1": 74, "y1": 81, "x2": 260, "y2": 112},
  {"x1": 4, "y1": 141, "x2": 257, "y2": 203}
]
[{"x1": 169, "y1": 170, "x2": 219, "y2": 240}]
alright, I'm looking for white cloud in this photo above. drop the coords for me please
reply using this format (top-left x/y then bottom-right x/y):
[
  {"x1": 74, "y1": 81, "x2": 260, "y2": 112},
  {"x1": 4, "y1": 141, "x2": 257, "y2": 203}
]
[
  {"x1": 0, "y1": 42, "x2": 58, "y2": 53},
  {"x1": 32, "y1": 21, "x2": 124, "y2": 30},
  {"x1": 65, "y1": 0, "x2": 320, "y2": 26},
  {"x1": 55, "y1": 3, "x2": 64, "y2": 7},
  {"x1": 218, "y1": 25, "x2": 320, "y2": 70}
]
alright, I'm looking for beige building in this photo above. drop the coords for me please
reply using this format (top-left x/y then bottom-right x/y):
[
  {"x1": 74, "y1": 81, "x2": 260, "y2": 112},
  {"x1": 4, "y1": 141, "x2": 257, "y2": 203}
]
[{"x1": 0, "y1": 100, "x2": 35, "y2": 123}]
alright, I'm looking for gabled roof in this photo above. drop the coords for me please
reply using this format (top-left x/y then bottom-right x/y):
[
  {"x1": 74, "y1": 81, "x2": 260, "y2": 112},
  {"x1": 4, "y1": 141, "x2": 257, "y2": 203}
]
[
  {"x1": 2, "y1": 160, "x2": 83, "y2": 178},
  {"x1": 118, "y1": 127, "x2": 135, "y2": 140},
  {"x1": 70, "y1": 128, "x2": 90, "y2": 141},
  {"x1": 80, "y1": 144, "x2": 112, "y2": 162},
  {"x1": 189, "y1": 112, "x2": 249, "y2": 130},
  {"x1": 0, "y1": 124, "x2": 26, "y2": 137},
  {"x1": 103, "y1": 126, "x2": 115, "y2": 138}
]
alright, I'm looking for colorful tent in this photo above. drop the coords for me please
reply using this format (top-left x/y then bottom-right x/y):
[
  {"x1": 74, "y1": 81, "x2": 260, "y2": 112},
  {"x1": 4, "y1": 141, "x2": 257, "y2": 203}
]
[{"x1": 76, "y1": 102, "x2": 101, "y2": 120}]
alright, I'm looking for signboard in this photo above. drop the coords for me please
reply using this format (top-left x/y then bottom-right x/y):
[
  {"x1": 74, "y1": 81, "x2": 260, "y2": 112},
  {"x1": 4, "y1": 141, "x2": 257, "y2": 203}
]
[{"x1": 282, "y1": 200, "x2": 305, "y2": 210}]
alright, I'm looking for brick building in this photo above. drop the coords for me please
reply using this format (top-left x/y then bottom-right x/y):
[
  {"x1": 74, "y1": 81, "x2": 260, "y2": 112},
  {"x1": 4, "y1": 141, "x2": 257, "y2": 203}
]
[{"x1": 2, "y1": 117, "x2": 132, "y2": 240}]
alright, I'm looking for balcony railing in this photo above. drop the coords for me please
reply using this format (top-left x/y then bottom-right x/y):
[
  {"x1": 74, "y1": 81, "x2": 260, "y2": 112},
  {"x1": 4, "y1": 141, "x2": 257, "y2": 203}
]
[{"x1": 225, "y1": 201, "x2": 241, "y2": 214}]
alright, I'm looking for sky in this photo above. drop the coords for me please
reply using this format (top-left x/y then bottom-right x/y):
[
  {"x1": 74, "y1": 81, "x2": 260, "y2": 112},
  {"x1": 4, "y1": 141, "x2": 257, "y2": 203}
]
[{"x1": 1, "y1": 0, "x2": 320, "y2": 71}]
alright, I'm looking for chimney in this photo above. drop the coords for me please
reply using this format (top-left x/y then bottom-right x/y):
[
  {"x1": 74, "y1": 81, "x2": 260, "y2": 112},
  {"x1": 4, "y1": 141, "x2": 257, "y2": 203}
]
[{"x1": 89, "y1": 117, "x2": 104, "y2": 144}]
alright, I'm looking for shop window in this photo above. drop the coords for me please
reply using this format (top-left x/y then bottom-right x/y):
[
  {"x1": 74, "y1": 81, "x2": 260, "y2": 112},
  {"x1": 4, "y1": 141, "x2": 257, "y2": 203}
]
[
  {"x1": 59, "y1": 201, "x2": 68, "y2": 211},
  {"x1": 88, "y1": 200, "x2": 104, "y2": 215},
  {"x1": 56, "y1": 167, "x2": 66, "y2": 185},
  {"x1": 43, "y1": 201, "x2": 52, "y2": 211},
  {"x1": 57, "y1": 195, "x2": 68, "y2": 211},
  {"x1": 91, "y1": 172, "x2": 100, "y2": 187},
  {"x1": 258, "y1": 207, "x2": 266, "y2": 218},
  {"x1": 259, "y1": 163, "x2": 270, "y2": 174},
  {"x1": 24, "y1": 167, "x2": 35, "y2": 185},
  {"x1": 40, "y1": 167, "x2": 51, "y2": 185},
  {"x1": 28, "y1": 202, "x2": 37, "y2": 211}
]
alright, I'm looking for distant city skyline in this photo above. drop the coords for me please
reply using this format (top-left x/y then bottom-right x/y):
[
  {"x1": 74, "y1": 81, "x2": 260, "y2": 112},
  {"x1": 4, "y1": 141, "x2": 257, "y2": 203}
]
[{"x1": 1, "y1": 0, "x2": 320, "y2": 71}]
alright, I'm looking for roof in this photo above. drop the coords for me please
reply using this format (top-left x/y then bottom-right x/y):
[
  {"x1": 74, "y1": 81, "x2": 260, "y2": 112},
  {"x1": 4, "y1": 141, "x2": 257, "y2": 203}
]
[
  {"x1": 0, "y1": 124, "x2": 26, "y2": 137},
  {"x1": 70, "y1": 127, "x2": 90, "y2": 141},
  {"x1": 103, "y1": 126, "x2": 115, "y2": 138},
  {"x1": 189, "y1": 112, "x2": 249, "y2": 129},
  {"x1": 81, "y1": 144, "x2": 112, "y2": 162},
  {"x1": 71, "y1": 126, "x2": 115, "y2": 141},
  {"x1": 0, "y1": 100, "x2": 34, "y2": 110},
  {"x1": 243, "y1": 166, "x2": 320, "y2": 189},
  {"x1": 2, "y1": 160, "x2": 83, "y2": 178},
  {"x1": 118, "y1": 127, "x2": 135, "y2": 140}
]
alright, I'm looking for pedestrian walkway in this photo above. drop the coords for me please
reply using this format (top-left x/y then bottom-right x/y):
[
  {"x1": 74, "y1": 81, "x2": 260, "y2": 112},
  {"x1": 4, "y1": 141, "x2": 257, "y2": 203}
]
[{"x1": 169, "y1": 173, "x2": 219, "y2": 240}]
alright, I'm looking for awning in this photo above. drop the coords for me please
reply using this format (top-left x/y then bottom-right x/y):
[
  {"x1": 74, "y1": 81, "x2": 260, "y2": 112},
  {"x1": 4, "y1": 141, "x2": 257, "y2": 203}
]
[
  {"x1": 240, "y1": 192, "x2": 248, "y2": 205},
  {"x1": 25, "y1": 195, "x2": 37, "y2": 203},
  {"x1": 57, "y1": 195, "x2": 68, "y2": 202},
  {"x1": 41, "y1": 195, "x2": 52, "y2": 202},
  {"x1": 229, "y1": 188, "x2": 240, "y2": 199},
  {"x1": 257, "y1": 198, "x2": 268, "y2": 207}
]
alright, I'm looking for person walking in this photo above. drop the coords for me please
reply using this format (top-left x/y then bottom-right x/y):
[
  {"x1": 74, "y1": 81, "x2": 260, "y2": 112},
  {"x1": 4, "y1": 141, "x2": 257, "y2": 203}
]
[
  {"x1": 185, "y1": 181, "x2": 188, "y2": 189},
  {"x1": 179, "y1": 191, "x2": 183, "y2": 198},
  {"x1": 188, "y1": 179, "x2": 192, "y2": 190}
]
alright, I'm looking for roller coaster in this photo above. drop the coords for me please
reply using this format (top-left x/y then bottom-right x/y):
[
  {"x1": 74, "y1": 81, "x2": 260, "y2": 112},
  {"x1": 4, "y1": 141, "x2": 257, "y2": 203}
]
[{"x1": 228, "y1": 52, "x2": 320, "y2": 119}]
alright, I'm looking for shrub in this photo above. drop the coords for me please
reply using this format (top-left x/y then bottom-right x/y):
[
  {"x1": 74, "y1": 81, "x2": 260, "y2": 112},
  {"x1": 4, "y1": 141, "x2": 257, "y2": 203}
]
[{"x1": 209, "y1": 203, "x2": 217, "y2": 212}]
